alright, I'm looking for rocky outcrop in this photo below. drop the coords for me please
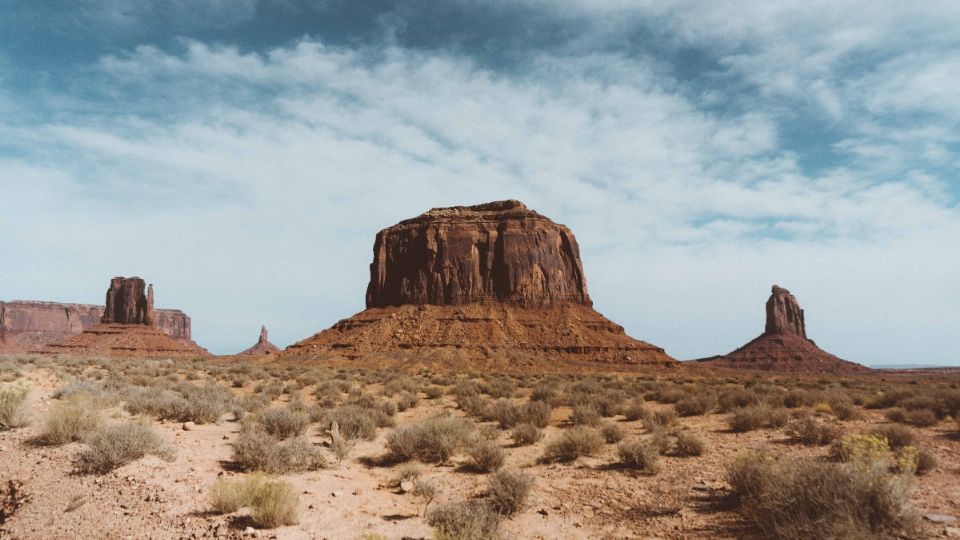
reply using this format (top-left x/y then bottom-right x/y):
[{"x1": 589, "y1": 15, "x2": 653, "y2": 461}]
[
  {"x1": 35, "y1": 278, "x2": 209, "y2": 359},
  {"x1": 0, "y1": 300, "x2": 192, "y2": 354},
  {"x1": 102, "y1": 277, "x2": 154, "y2": 325},
  {"x1": 696, "y1": 285, "x2": 869, "y2": 374},
  {"x1": 284, "y1": 200, "x2": 674, "y2": 366},
  {"x1": 366, "y1": 200, "x2": 590, "y2": 308},
  {"x1": 238, "y1": 326, "x2": 280, "y2": 355}
]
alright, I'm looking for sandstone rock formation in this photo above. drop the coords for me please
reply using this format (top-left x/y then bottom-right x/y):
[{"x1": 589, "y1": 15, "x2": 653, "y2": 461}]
[
  {"x1": 283, "y1": 200, "x2": 674, "y2": 366},
  {"x1": 36, "y1": 277, "x2": 209, "y2": 359},
  {"x1": 0, "y1": 301, "x2": 192, "y2": 354},
  {"x1": 238, "y1": 326, "x2": 280, "y2": 355},
  {"x1": 696, "y1": 285, "x2": 869, "y2": 374}
]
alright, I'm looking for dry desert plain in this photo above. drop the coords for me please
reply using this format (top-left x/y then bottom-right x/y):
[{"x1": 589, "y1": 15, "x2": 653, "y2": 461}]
[{"x1": 1, "y1": 354, "x2": 959, "y2": 540}]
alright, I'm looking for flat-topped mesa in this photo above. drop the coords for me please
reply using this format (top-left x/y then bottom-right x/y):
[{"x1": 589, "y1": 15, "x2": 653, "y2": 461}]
[
  {"x1": 284, "y1": 200, "x2": 675, "y2": 367},
  {"x1": 366, "y1": 199, "x2": 591, "y2": 309},
  {"x1": 102, "y1": 277, "x2": 154, "y2": 326},
  {"x1": 765, "y1": 285, "x2": 805, "y2": 337}
]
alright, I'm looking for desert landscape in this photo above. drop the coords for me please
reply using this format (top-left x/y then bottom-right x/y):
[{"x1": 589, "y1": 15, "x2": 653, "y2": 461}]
[
  {"x1": 2, "y1": 201, "x2": 958, "y2": 540},
  {"x1": 3, "y1": 3, "x2": 959, "y2": 540}
]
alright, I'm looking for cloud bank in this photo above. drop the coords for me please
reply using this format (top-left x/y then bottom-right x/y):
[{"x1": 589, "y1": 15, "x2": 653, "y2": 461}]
[{"x1": 0, "y1": 2, "x2": 957, "y2": 364}]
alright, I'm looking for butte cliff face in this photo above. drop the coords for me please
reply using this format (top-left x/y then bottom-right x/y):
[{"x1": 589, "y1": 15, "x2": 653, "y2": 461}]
[
  {"x1": 366, "y1": 200, "x2": 590, "y2": 308},
  {"x1": 38, "y1": 277, "x2": 209, "y2": 359},
  {"x1": 283, "y1": 200, "x2": 674, "y2": 367},
  {"x1": 697, "y1": 285, "x2": 869, "y2": 374},
  {"x1": 238, "y1": 326, "x2": 280, "y2": 355}
]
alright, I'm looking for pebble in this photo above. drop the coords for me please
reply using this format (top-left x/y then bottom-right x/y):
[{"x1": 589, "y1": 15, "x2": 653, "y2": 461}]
[
  {"x1": 538, "y1": 509, "x2": 548, "y2": 516},
  {"x1": 331, "y1": 491, "x2": 343, "y2": 498},
  {"x1": 945, "y1": 526, "x2": 960, "y2": 537},
  {"x1": 399, "y1": 480, "x2": 414, "y2": 493},
  {"x1": 353, "y1": 488, "x2": 362, "y2": 495},
  {"x1": 926, "y1": 514, "x2": 958, "y2": 524},
  {"x1": 182, "y1": 422, "x2": 195, "y2": 431}
]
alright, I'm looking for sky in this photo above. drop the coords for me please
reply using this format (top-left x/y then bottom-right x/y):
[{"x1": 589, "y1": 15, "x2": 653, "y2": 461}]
[{"x1": 0, "y1": 1, "x2": 958, "y2": 366}]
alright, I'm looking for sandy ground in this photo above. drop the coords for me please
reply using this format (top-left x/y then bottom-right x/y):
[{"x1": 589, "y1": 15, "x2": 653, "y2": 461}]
[{"x1": 1, "y1": 365, "x2": 958, "y2": 540}]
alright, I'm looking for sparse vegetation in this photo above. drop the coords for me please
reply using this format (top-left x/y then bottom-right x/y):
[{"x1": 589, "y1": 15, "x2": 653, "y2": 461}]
[
  {"x1": 77, "y1": 422, "x2": 174, "y2": 473},
  {"x1": 0, "y1": 383, "x2": 30, "y2": 430},
  {"x1": 542, "y1": 426, "x2": 603, "y2": 462},
  {"x1": 386, "y1": 416, "x2": 475, "y2": 463},
  {"x1": 39, "y1": 394, "x2": 103, "y2": 445},
  {"x1": 617, "y1": 440, "x2": 660, "y2": 473},
  {"x1": 510, "y1": 423, "x2": 543, "y2": 446},
  {"x1": 210, "y1": 474, "x2": 299, "y2": 528},
  {"x1": 428, "y1": 500, "x2": 500, "y2": 540},
  {"x1": 232, "y1": 425, "x2": 326, "y2": 473},
  {"x1": 466, "y1": 438, "x2": 506, "y2": 472},
  {"x1": 487, "y1": 469, "x2": 533, "y2": 515}
]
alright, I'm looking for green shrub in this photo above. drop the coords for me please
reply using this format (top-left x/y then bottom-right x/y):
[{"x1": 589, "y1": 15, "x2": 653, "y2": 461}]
[
  {"x1": 510, "y1": 423, "x2": 543, "y2": 446},
  {"x1": 487, "y1": 470, "x2": 533, "y2": 515},
  {"x1": 428, "y1": 501, "x2": 500, "y2": 540},
  {"x1": 77, "y1": 422, "x2": 174, "y2": 474},
  {"x1": 386, "y1": 416, "x2": 475, "y2": 463},
  {"x1": 39, "y1": 394, "x2": 102, "y2": 445},
  {"x1": 232, "y1": 426, "x2": 326, "y2": 474},
  {"x1": 0, "y1": 383, "x2": 29, "y2": 431},
  {"x1": 466, "y1": 438, "x2": 505, "y2": 472},
  {"x1": 542, "y1": 426, "x2": 603, "y2": 463},
  {"x1": 726, "y1": 450, "x2": 915, "y2": 540},
  {"x1": 210, "y1": 474, "x2": 299, "y2": 528},
  {"x1": 617, "y1": 440, "x2": 659, "y2": 473}
]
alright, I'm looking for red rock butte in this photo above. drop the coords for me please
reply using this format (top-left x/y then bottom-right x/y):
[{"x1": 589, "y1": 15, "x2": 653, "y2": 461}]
[
  {"x1": 696, "y1": 285, "x2": 869, "y2": 374},
  {"x1": 282, "y1": 200, "x2": 674, "y2": 366},
  {"x1": 238, "y1": 326, "x2": 280, "y2": 356},
  {"x1": 38, "y1": 277, "x2": 210, "y2": 359}
]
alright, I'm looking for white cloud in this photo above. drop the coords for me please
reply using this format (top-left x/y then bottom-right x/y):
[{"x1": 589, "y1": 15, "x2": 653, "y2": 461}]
[{"x1": 1, "y1": 37, "x2": 958, "y2": 364}]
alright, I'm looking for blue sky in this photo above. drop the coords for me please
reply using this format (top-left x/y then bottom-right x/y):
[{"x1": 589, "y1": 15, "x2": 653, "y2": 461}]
[{"x1": 1, "y1": 1, "x2": 958, "y2": 365}]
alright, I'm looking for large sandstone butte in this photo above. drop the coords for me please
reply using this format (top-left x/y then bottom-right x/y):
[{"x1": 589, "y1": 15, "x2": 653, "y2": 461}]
[
  {"x1": 696, "y1": 285, "x2": 869, "y2": 374},
  {"x1": 38, "y1": 277, "x2": 209, "y2": 359},
  {"x1": 283, "y1": 200, "x2": 674, "y2": 366},
  {"x1": 0, "y1": 300, "x2": 192, "y2": 354},
  {"x1": 238, "y1": 326, "x2": 280, "y2": 356}
]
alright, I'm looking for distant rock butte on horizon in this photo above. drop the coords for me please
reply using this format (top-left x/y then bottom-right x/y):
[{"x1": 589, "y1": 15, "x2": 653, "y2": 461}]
[
  {"x1": 38, "y1": 276, "x2": 209, "y2": 359},
  {"x1": 697, "y1": 285, "x2": 869, "y2": 374},
  {"x1": 283, "y1": 200, "x2": 675, "y2": 366},
  {"x1": 238, "y1": 326, "x2": 280, "y2": 355}
]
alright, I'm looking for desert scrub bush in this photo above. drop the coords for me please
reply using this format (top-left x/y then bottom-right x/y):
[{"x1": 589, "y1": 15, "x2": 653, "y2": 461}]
[
  {"x1": 787, "y1": 414, "x2": 841, "y2": 446},
  {"x1": 392, "y1": 462, "x2": 423, "y2": 486},
  {"x1": 38, "y1": 394, "x2": 103, "y2": 445},
  {"x1": 600, "y1": 421, "x2": 624, "y2": 443},
  {"x1": 510, "y1": 423, "x2": 543, "y2": 446},
  {"x1": 424, "y1": 385, "x2": 446, "y2": 399},
  {"x1": 395, "y1": 392, "x2": 419, "y2": 412},
  {"x1": 386, "y1": 416, "x2": 475, "y2": 463},
  {"x1": 542, "y1": 426, "x2": 604, "y2": 463},
  {"x1": 176, "y1": 383, "x2": 233, "y2": 423},
  {"x1": 210, "y1": 474, "x2": 299, "y2": 528},
  {"x1": 673, "y1": 431, "x2": 705, "y2": 457},
  {"x1": 77, "y1": 422, "x2": 174, "y2": 473},
  {"x1": 0, "y1": 382, "x2": 30, "y2": 430},
  {"x1": 727, "y1": 405, "x2": 788, "y2": 432},
  {"x1": 718, "y1": 387, "x2": 762, "y2": 411},
  {"x1": 481, "y1": 377, "x2": 516, "y2": 399},
  {"x1": 232, "y1": 426, "x2": 326, "y2": 474},
  {"x1": 912, "y1": 447, "x2": 937, "y2": 475},
  {"x1": 617, "y1": 440, "x2": 660, "y2": 473},
  {"x1": 325, "y1": 405, "x2": 378, "y2": 441},
  {"x1": 871, "y1": 424, "x2": 916, "y2": 449},
  {"x1": 674, "y1": 394, "x2": 715, "y2": 417},
  {"x1": 520, "y1": 400, "x2": 551, "y2": 428},
  {"x1": 569, "y1": 404, "x2": 601, "y2": 426},
  {"x1": 466, "y1": 438, "x2": 506, "y2": 472},
  {"x1": 884, "y1": 407, "x2": 909, "y2": 424},
  {"x1": 488, "y1": 470, "x2": 534, "y2": 515},
  {"x1": 829, "y1": 434, "x2": 889, "y2": 466},
  {"x1": 257, "y1": 407, "x2": 310, "y2": 439},
  {"x1": 428, "y1": 500, "x2": 500, "y2": 540},
  {"x1": 621, "y1": 399, "x2": 647, "y2": 421},
  {"x1": 491, "y1": 399, "x2": 522, "y2": 428},
  {"x1": 726, "y1": 450, "x2": 915, "y2": 540},
  {"x1": 641, "y1": 408, "x2": 677, "y2": 430},
  {"x1": 904, "y1": 408, "x2": 938, "y2": 427}
]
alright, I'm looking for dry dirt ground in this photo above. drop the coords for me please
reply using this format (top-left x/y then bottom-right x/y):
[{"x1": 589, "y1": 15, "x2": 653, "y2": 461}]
[{"x1": 1, "y1": 357, "x2": 958, "y2": 540}]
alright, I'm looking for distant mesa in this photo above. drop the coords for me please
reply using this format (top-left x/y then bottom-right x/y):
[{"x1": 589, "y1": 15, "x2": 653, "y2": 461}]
[
  {"x1": 696, "y1": 285, "x2": 869, "y2": 374},
  {"x1": 238, "y1": 325, "x2": 280, "y2": 355},
  {"x1": 282, "y1": 200, "x2": 674, "y2": 366},
  {"x1": 37, "y1": 276, "x2": 209, "y2": 359}
]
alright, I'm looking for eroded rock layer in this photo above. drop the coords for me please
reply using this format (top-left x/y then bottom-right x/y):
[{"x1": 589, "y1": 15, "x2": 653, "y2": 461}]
[
  {"x1": 284, "y1": 200, "x2": 674, "y2": 366},
  {"x1": 282, "y1": 303, "x2": 673, "y2": 365},
  {"x1": 238, "y1": 326, "x2": 280, "y2": 356},
  {"x1": 697, "y1": 285, "x2": 869, "y2": 374},
  {"x1": 0, "y1": 300, "x2": 192, "y2": 354},
  {"x1": 42, "y1": 323, "x2": 209, "y2": 359}
]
